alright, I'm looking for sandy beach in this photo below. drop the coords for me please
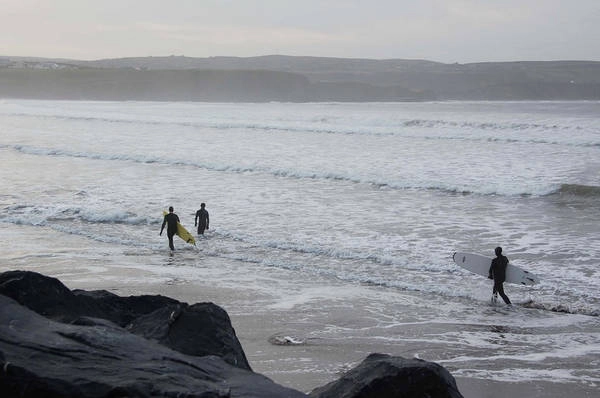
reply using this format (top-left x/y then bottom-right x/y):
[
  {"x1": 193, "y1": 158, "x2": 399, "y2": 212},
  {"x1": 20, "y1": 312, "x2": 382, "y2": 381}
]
[{"x1": 1, "y1": 228, "x2": 596, "y2": 398}]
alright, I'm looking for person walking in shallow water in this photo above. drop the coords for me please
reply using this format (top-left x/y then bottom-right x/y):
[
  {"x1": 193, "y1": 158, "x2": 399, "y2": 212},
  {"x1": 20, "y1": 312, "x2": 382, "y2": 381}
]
[
  {"x1": 160, "y1": 206, "x2": 179, "y2": 251},
  {"x1": 488, "y1": 246, "x2": 512, "y2": 305},
  {"x1": 195, "y1": 203, "x2": 209, "y2": 235}
]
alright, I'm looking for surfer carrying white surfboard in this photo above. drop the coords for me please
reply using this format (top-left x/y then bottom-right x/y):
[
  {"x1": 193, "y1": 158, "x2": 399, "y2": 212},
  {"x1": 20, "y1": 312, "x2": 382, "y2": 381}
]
[
  {"x1": 194, "y1": 203, "x2": 209, "y2": 235},
  {"x1": 160, "y1": 206, "x2": 180, "y2": 250},
  {"x1": 488, "y1": 247, "x2": 512, "y2": 305}
]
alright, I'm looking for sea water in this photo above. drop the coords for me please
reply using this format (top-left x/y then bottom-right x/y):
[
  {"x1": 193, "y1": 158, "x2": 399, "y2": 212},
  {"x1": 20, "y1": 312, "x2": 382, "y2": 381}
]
[{"x1": 0, "y1": 99, "x2": 599, "y2": 390}]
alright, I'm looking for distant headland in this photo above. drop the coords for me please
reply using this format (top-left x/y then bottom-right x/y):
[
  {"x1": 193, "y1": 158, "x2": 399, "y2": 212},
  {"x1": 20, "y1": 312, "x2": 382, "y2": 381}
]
[{"x1": 1, "y1": 55, "x2": 599, "y2": 102}]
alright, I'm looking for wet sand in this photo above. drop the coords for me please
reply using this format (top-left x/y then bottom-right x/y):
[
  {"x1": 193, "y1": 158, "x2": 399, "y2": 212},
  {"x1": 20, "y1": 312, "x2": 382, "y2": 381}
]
[{"x1": 1, "y1": 254, "x2": 596, "y2": 398}]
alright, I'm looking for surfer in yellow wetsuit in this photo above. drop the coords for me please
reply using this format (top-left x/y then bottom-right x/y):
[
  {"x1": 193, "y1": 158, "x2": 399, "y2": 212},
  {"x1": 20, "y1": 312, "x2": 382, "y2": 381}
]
[
  {"x1": 160, "y1": 206, "x2": 180, "y2": 250},
  {"x1": 194, "y1": 203, "x2": 209, "y2": 235},
  {"x1": 488, "y1": 247, "x2": 512, "y2": 305}
]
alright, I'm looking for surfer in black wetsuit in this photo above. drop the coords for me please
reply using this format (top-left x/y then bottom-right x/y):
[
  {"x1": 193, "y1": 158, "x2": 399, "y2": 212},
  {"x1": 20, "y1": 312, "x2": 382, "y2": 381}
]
[
  {"x1": 194, "y1": 203, "x2": 209, "y2": 235},
  {"x1": 160, "y1": 206, "x2": 179, "y2": 250},
  {"x1": 488, "y1": 246, "x2": 512, "y2": 305}
]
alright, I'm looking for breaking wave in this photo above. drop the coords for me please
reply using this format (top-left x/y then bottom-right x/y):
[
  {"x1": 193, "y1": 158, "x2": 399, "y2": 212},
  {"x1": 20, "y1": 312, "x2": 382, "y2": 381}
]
[
  {"x1": 2, "y1": 204, "x2": 156, "y2": 227},
  {"x1": 3, "y1": 203, "x2": 597, "y2": 317},
  {"x1": 5, "y1": 144, "x2": 573, "y2": 197},
  {"x1": 3, "y1": 109, "x2": 600, "y2": 147}
]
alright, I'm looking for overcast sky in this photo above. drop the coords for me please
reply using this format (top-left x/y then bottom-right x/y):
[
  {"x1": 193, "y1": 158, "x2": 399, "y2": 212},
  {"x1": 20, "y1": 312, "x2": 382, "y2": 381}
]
[{"x1": 1, "y1": 0, "x2": 599, "y2": 63}]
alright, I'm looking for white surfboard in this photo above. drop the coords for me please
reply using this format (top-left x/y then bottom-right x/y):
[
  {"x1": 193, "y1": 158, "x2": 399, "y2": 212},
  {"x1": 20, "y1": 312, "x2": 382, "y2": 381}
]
[{"x1": 453, "y1": 252, "x2": 540, "y2": 285}]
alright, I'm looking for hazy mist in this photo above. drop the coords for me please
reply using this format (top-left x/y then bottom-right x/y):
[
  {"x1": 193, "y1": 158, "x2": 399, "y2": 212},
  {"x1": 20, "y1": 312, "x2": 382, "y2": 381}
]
[{"x1": 1, "y1": 0, "x2": 599, "y2": 63}]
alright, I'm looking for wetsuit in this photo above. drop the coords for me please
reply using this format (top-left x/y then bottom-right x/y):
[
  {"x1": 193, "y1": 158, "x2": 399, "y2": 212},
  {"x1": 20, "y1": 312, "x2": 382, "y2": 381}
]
[
  {"x1": 489, "y1": 255, "x2": 511, "y2": 304},
  {"x1": 161, "y1": 212, "x2": 180, "y2": 250},
  {"x1": 195, "y1": 208, "x2": 209, "y2": 235}
]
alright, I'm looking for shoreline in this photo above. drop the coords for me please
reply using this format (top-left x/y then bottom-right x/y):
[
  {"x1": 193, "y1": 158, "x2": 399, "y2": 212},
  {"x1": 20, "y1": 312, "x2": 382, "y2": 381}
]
[{"x1": 1, "y1": 255, "x2": 596, "y2": 398}]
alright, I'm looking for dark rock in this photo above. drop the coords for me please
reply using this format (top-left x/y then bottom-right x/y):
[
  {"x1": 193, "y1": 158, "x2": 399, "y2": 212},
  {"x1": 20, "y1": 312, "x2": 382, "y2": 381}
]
[
  {"x1": 0, "y1": 271, "x2": 465, "y2": 398},
  {"x1": 310, "y1": 353, "x2": 464, "y2": 398},
  {"x1": 0, "y1": 270, "x2": 92, "y2": 321},
  {"x1": 0, "y1": 294, "x2": 307, "y2": 398},
  {"x1": 0, "y1": 270, "x2": 181, "y2": 325},
  {"x1": 0, "y1": 270, "x2": 249, "y2": 370},
  {"x1": 128, "y1": 302, "x2": 251, "y2": 370},
  {"x1": 73, "y1": 288, "x2": 181, "y2": 325}
]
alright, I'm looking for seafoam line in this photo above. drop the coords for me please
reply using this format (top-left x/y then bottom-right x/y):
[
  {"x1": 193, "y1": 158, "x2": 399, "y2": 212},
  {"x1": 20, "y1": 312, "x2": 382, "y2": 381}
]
[{"x1": 6, "y1": 144, "x2": 568, "y2": 197}]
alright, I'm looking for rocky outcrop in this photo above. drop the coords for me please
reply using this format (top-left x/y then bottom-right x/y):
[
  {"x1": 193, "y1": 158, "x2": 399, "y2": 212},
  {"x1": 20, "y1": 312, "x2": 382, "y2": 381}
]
[
  {"x1": 0, "y1": 270, "x2": 250, "y2": 370},
  {"x1": 0, "y1": 270, "x2": 465, "y2": 397},
  {"x1": 0, "y1": 294, "x2": 305, "y2": 397},
  {"x1": 310, "y1": 353, "x2": 464, "y2": 398}
]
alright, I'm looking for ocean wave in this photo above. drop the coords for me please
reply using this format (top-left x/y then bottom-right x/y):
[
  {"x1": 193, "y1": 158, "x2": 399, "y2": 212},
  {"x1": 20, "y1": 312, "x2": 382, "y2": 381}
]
[
  {"x1": 8, "y1": 144, "x2": 565, "y2": 197},
  {"x1": 3, "y1": 209, "x2": 597, "y2": 317},
  {"x1": 209, "y1": 246, "x2": 599, "y2": 317},
  {"x1": 10, "y1": 144, "x2": 260, "y2": 173},
  {"x1": 2, "y1": 204, "x2": 156, "y2": 226},
  {"x1": 0, "y1": 203, "x2": 423, "y2": 271},
  {"x1": 0, "y1": 109, "x2": 581, "y2": 132},
  {"x1": 203, "y1": 234, "x2": 600, "y2": 317},
  {"x1": 0, "y1": 204, "x2": 435, "y2": 274},
  {"x1": 215, "y1": 229, "x2": 412, "y2": 269},
  {"x1": 4, "y1": 110, "x2": 599, "y2": 147}
]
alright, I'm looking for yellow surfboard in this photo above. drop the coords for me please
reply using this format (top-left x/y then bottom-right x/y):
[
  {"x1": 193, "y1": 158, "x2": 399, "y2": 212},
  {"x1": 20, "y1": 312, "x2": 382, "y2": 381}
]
[{"x1": 162, "y1": 211, "x2": 196, "y2": 246}]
